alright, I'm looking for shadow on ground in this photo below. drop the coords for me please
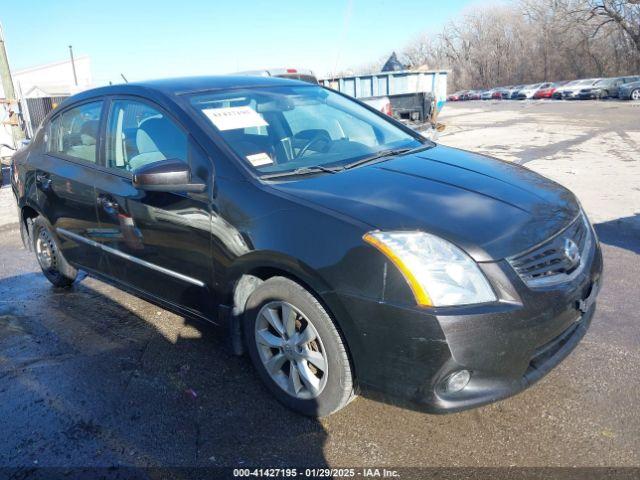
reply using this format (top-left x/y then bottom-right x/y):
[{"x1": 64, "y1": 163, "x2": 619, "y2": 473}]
[
  {"x1": 0, "y1": 271, "x2": 329, "y2": 468},
  {"x1": 594, "y1": 214, "x2": 640, "y2": 255}
]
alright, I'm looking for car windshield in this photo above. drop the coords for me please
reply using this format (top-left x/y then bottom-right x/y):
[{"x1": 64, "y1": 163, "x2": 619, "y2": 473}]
[{"x1": 189, "y1": 85, "x2": 425, "y2": 177}]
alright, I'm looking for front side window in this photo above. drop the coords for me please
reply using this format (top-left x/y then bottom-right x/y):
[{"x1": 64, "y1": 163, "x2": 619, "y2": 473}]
[
  {"x1": 48, "y1": 101, "x2": 103, "y2": 163},
  {"x1": 106, "y1": 100, "x2": 188, "y2": 172},
  {"x1": 190, "y1": 85, "x2": 423, "y2": 176}
]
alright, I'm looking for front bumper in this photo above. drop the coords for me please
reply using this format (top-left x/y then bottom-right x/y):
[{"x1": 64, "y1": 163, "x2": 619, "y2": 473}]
[{"x1": 326, "y1": 235, "x2": 603, "y2": 414}]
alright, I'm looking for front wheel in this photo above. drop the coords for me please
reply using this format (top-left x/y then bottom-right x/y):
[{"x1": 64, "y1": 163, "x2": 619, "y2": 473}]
[
  {"x1": 32, "y1": 217, "x2": 77, "y2": 288},
  {"x1": 243, "y1": 277, "x2": 354, "y2": 417},
  {"x1": 631, "y1": 89, "x2": 640, "y2": 101}
]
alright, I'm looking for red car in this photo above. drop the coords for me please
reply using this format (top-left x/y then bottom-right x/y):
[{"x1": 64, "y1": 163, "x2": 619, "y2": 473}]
[{"x1": 533, "y1": 83, "x2": 560, "y2": 99}]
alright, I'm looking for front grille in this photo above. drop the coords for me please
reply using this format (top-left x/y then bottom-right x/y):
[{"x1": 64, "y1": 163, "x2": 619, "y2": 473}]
[{"x1": 508, "y1": 213, "x2": 591, "y2": 288}]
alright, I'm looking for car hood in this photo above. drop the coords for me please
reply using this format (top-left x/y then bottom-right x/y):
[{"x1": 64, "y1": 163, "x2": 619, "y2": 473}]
[{"x1": 270, "y1": 145, "x2": 580, "y2": 261}]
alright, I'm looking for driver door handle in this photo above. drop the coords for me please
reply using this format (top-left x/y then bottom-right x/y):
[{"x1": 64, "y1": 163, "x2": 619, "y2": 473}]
[
  {"x1": 35, "y1": 172, "x2": 52, "y2": 190},
  {"x1": 97, "y1": 194, "x2": 119, "y2": 213}
]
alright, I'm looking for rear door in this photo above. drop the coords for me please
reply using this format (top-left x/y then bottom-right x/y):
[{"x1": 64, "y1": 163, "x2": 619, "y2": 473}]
[
  {"x1": 37, "y1": 100, "x2": 106, "y2": 272},
  {"x1": 92, "y1": 97, "x2": 215, "y2": 318}
]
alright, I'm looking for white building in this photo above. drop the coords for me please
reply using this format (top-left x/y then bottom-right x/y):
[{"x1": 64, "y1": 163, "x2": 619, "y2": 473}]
[
  {"x1": 0, "y1": 54, "x2": 92, "y2": 99},
  {"x1": 1, "y1": 55, "x2": 92, "y2": 156}
]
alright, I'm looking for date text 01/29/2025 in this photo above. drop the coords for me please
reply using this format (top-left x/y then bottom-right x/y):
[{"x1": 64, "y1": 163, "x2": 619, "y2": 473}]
[{"x1": 232, "y1": 468, "x2": 400, "y2": 477}]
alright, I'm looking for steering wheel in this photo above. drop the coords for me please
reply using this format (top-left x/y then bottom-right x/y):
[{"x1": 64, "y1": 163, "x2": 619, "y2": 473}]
[{"x1": 293, "y1": 131, "x2": 331, "y2": 161}]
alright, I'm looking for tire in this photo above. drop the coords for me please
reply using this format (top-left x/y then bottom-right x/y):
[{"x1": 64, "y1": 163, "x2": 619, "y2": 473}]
[
  {"x1": 243, "y1": 276, "x2": 354, "y2": 417},
  {"x1": 32, "y1": 217, "x2": 77, "y2": 288},
  {"x1": 631, "y1": 89, "x2": 640, "y2": 101}
]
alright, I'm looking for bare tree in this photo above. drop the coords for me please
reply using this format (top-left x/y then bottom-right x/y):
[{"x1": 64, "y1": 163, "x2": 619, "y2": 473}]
[
  {"x1": 346, "y1": 0, "x2": 640, "y2": 90},
  {"x1": 589, "y1": 1, "x2": 640, "y2": 52}
]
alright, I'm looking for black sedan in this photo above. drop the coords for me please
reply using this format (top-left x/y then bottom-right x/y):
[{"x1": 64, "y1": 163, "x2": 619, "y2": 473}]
[
  {"x1": 578, "y1": 76, "x2": 640, "y2": 99},
  {"x1": 618, "y1": 79, "x2": 640, "y2": 100},
  {"x1": 11, "y1": 76, "x2": 602, "y2": 417}
]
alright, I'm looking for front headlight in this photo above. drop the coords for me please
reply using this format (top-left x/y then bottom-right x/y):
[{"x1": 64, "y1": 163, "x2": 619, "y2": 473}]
[{"x1": 363, "y1": 231, "x2": 497, "y2": 307}]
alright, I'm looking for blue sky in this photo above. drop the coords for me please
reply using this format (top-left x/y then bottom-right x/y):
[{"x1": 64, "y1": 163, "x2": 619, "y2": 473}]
[{"x1": 2, "y1": 0, "x2": 473, "y2": 85}]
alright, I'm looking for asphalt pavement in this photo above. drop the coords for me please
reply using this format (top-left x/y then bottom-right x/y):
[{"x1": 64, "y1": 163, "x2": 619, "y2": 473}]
[{"x1": 0, "y1": 101, "x2": 638, "y2": 472}]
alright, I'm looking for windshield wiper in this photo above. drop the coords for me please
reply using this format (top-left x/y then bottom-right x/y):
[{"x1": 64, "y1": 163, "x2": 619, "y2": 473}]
[
  {"x1": 261, "y1": 165, "x2": 342, "y2": 180},
  {"x1": 343, "y1": 143, "x2": 433, "y2": 170}
]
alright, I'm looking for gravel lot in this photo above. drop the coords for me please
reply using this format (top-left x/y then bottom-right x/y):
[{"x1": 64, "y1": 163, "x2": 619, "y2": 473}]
[
  {"x1": 0, "y1": 101, "x2": 638, "y2": 472},
  {"x1": 438, "y1": 99, "x2": 640, "y2": 229}
]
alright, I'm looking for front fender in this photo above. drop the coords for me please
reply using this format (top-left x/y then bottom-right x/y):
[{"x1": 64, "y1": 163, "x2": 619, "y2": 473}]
[{"x1": 222, "y1": 249, "x2": 334, "y2": 304}]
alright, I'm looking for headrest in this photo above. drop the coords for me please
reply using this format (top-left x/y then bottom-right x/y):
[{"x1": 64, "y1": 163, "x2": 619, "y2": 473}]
[
  {"x1": 80, "y1": 120, "x2": 99, "y2": 146},
  {"x1": 136, "y1": 117, "x2": 185, "y2": 160}
]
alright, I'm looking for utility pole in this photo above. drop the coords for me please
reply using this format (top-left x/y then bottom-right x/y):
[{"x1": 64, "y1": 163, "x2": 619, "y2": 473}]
[
  {"x1": 0, "y1": 24, "x2": 25, "y2": 145},
  {"x1": 68, "y1": 45, "x2": 78, "y2": 86}
]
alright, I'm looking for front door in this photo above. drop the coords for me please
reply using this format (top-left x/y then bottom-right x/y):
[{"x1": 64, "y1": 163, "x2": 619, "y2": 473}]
[
  {"x1": 93, "y1": 98, "x2": 215, "y2": 318},
  {"x1": 38, "y1": 100, "x2": 106, "y2": 272}
]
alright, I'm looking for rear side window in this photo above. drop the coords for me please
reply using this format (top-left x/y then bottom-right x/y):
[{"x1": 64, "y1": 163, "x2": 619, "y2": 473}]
[
  {"x1": 47, "y1": 101, "x2": 103, "y2": 163},
  {"x1": 105, "y1": 99, "x2": 188, "y2": 172}
]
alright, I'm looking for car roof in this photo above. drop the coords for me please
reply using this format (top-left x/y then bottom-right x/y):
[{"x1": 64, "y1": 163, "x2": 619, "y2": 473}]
[{"x1": 57, "y1": 75, "x2": 309, "y2": 107}]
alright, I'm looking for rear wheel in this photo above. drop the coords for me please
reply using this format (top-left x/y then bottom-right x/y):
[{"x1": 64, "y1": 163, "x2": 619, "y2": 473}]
[
  {"x1": 32, "y1": 217, "x2": 77, "y2": 288},
  {"x1": 631, "y1": 89, "x2": 640, "y2": 101},
  {"x1": 243, "y1": 277, "x2": 354, "y2": 417}
]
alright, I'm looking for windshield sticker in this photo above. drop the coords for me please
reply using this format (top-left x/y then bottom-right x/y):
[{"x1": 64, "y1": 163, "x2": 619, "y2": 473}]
[
  {"x1": 203, "y1": 106, "x2": 268, "y2": 131},
  {"x1": 246, "y1": 152, "x2": 274, "y2": 167}
]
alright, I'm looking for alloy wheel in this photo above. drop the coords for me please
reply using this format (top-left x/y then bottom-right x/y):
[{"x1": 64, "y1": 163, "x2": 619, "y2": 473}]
[
  {"x1": 254, "y1": 301, "x2": 328, "y2": 399},
  {"x1": 631, "y1": 89, "x2": 640, "y2": 101}
]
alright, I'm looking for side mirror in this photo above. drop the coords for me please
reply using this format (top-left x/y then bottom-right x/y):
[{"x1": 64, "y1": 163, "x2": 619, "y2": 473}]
[{"x1": 132, "y1": 159, "x2": 206, "y2": 193}]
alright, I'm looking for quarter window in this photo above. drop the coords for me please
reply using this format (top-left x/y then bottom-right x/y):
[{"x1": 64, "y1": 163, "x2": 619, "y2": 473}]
[
  {"x1": 106, "y1": 100, "x2": 188, "y2": 172},
  {"x1": 48, "y1": 101, "x2": 103, "y2": 163}
]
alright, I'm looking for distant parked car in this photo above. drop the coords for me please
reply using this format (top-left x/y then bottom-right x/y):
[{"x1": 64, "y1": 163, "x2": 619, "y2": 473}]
[
  {"x1": 533, "y1": 82, "x2": 565, "y2": 99},
  {"x1": 480, "y1": 89, "x2": 494, "y2": 100},
  {"x1": 555, "y1": 78, "x2": 600, "y2": 99},
  {"x1": 612, "y1": 76, "x2": 640, "y2": 98},
  {"x1": 492, "y1": 88, "x2": 508, "y2": 99},
  {"x1": 463, "y1": 90, "x2": 477, "y2": 100},
  {"x1": 577, "y1": 76, "x2": 639, "y2": 99},
  {"x1": 463, "y1": 90, "x2": 481, "y2": 100},
  {"x1": 447, "y1": 91, "x2": 464, "y2": 101},
  {"x1": 516, "y1": 83, "x2": 552, "y2": 100},
  {"x1": 507, "y1": 85, "x2": 525, "y2": 99},
  {"x1": 618, "y1": 79, "x2": 640, "y2": 100},
  {"x1": 551, "y1": 80, "x2": 584, "y2": 99},
  {"x1": 234, "y1": 67, "x2": 319, "y2": 84}
]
